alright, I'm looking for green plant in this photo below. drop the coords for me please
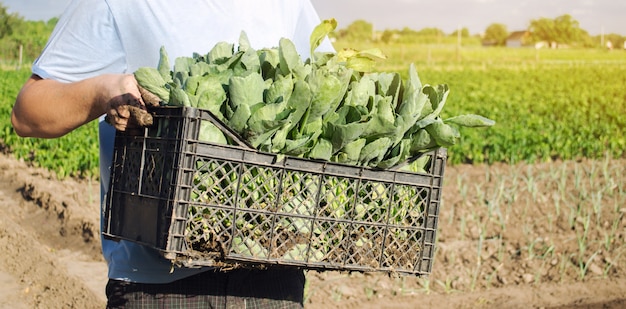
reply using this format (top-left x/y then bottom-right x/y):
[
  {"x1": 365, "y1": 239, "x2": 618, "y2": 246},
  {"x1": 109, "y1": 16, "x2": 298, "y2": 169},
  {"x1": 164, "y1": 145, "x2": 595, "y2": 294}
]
[{"x1": 0, "y1": 69, "x2": 99, "y2": 179}]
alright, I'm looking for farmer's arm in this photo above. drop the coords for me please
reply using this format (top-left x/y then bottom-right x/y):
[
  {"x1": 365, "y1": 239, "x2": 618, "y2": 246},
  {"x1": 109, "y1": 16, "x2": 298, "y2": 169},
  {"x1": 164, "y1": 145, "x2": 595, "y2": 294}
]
[{"x1": 12, "y1": 73, "x2": 144, "y2": 138}]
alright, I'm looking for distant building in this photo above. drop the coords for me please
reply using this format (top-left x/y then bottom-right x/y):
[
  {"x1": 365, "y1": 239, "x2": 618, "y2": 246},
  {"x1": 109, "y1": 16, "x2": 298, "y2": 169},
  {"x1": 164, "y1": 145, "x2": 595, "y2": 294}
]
[
  {"x1": 481, "y1": 40, "x2": 498, "y2": 47},
  {"x1": 506, "y1": 31, "x2": 531, "y2": 48}
]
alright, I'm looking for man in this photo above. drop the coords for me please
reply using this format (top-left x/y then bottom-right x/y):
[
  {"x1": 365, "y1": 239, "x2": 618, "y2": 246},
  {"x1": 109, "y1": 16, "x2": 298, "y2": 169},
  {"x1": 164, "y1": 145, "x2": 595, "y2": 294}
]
[{"x1": 12, "y1": 0, "x2": 333, "y2": 307}]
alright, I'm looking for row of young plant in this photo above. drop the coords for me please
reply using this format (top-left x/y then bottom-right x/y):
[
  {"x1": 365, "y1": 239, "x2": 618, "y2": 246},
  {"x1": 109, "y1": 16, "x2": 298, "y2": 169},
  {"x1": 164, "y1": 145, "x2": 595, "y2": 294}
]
[
  {"x1": 1, "y1": 60, "x2": 625, "y2": 178},
  {"x1": 317, "y1": 155, "x2": 626, "y2": 298},
  {"x1": 424, "y1": 155, "x2": 626, "y2": 294}
]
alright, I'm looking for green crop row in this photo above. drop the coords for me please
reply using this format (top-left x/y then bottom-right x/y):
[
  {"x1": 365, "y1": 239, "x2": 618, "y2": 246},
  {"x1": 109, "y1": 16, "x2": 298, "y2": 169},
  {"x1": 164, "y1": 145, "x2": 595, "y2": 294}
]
[
  {"x1": 0, "y1": 69, "x2": 99, "y2": 179},
  {"x1": 416, "y1": 64, "x2": 626, "y2": 164}
]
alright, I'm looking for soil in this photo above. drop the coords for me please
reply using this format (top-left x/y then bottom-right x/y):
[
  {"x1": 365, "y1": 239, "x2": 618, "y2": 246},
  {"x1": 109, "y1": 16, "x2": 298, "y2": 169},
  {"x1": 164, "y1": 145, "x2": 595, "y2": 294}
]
[{"x1": 0, "y1": 151, "x2": 624, "y2": 309}]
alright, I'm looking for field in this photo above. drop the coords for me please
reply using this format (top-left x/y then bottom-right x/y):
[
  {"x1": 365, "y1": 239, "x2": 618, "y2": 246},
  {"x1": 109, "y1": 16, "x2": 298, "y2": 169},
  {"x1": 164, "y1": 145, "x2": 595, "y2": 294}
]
[{"x1": 0, "y1": 45, "x2": 625, "y2": 308}]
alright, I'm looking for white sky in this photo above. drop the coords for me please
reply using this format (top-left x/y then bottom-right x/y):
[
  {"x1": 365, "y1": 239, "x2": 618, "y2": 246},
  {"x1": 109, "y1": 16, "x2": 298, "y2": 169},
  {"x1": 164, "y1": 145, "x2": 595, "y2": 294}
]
[{"x1": 3, "y1": 0, "x2": 625, "y2": 35}]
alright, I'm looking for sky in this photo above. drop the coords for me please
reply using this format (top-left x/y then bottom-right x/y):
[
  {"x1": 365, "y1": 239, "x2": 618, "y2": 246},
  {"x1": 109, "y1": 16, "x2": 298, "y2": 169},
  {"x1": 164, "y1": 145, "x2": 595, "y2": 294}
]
[{"x1": 3, "y1": 0, "x2": 625, "y2": 35}]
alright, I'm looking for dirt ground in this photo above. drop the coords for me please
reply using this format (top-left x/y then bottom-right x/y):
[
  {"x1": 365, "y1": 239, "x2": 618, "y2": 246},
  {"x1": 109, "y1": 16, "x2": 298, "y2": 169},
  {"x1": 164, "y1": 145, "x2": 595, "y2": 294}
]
[{"x1": 0, "y1": 151, "x2": 624, "y2": 309}]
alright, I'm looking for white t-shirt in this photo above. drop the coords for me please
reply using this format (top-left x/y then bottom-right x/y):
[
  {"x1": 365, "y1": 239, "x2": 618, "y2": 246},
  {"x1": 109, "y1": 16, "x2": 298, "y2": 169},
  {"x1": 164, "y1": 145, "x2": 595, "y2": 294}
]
[{"x1": 33, "y1": 0, "x2": 333, "y2": 284}]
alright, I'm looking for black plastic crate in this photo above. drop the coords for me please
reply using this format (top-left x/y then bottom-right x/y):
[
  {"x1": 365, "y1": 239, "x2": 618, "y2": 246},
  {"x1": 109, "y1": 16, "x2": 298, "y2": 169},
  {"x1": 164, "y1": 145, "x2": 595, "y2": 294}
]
[{"x1": 103, "y1": 106, "x2": 446, "y2": 276}]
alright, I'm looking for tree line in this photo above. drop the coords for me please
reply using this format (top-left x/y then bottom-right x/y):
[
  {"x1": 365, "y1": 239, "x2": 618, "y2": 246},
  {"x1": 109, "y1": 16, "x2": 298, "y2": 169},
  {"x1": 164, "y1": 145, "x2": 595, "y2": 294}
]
[
  {"x1": 0, "y1": 3, "x2": 58, "y2": 65},
  {"x1": 334, "y1": 14, "x2": 625, "y2": 49}
]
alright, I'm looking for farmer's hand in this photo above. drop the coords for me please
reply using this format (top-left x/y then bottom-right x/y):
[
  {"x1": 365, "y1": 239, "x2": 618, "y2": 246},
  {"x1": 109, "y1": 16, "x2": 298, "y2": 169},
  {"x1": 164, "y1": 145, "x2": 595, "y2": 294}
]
[
  {"x1": 102, "y1": 74, "x2": 153, "y2": 131},
  {"x1": 12, "y1": 73, "x2": 155, "y2": 138}
]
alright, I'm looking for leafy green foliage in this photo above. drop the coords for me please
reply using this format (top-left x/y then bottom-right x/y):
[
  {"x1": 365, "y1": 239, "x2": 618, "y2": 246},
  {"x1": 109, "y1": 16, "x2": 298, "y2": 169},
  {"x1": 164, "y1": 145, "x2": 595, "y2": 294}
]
[
  {"x1": 136, "y1": 21, "x2": 493, "y2": 169},
  {"x1": 131, "y1": 22, "x2": 491, "y2": 264},
  {"x1": 0, "y1": 69, "x2": 99, "y2": 179}
]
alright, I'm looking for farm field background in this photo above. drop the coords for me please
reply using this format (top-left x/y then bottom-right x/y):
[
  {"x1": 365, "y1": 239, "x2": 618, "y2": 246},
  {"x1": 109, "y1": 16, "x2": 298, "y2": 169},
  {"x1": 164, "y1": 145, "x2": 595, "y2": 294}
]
[
  {"x1": 0, "y1": 45, "x2": 625, "y2": 308},
  {"x1": 3, "y1": 45, "x2": 625, "y2": 177}
]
